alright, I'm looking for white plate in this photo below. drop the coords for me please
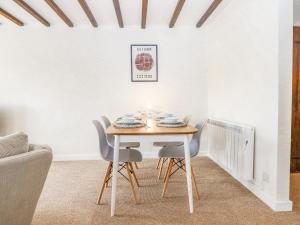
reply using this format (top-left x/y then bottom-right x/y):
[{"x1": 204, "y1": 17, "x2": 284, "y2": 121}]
[
  {"x1": 117, "y1": 119, "x2": 141, "y2": 124},
  {"x1": 114, "y1": 123, "x2": 145, "y2": 129},
  {"x1": 118, "y1": 115, "x2": 142, "y2": 120},
  {"x1": 160, "y1": 118, "x2": 183, "y2": 124},
  {"x1": 156, "y1": 113, "x2": 175, "y2": 119},
  {"x1": 157, "y1": 122, "x2": 186, "y2": 128}
]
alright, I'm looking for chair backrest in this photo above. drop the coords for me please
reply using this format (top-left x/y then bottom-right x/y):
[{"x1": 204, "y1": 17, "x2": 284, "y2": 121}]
[
  {"x1": 183, "y1": 116, "x2": 191, "y2": 125},
  {"x1": 100, "y1": 116, "x2": 111, "y2": 128},
  {"x1": 99, "y1": 116, "x2": 114, "y2": 147},
  {"x1": 190, "y1": 121, "x2": 206, "y2": 157},
  {"x1": 92, "y1": 120, "x2": 113, "y2": 161}
]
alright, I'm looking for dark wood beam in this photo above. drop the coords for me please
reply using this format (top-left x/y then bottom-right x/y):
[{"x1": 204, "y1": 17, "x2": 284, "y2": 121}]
[
  {"x1": 13, "y1": 0, "x2": 50, "y2": 27},
  {"x1": 141, "y1": 0, "x2": 148, "y2": 29},
  {"x1": 112, "y1": 0, "x2": 124, "y2": 28},
  {"x1": 169, "y1": 0, "x2": 185, "y2": 28},
  {"x1": 196, "y1": 0, "x2": 222, "y2": 28},
  {"x1": 0, "y1": 8, "x2": 24, "y2": 26},
  {"x1": 45, "y1": 0, "x2": 73, "y2": 27},
  {"x1": 78, "y1": 0, "x2": 98, "y2": 27}
]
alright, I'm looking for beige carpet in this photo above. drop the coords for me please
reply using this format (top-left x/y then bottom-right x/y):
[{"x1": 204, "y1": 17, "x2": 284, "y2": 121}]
[{"x1": 32, "y1": 157, "x2": 300, "y2": 225}]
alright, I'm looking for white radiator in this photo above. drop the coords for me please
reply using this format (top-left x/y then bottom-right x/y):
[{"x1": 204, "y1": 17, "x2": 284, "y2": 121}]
[{"x1": 207, "y1": 119, "x2": 255, "y2": 181}]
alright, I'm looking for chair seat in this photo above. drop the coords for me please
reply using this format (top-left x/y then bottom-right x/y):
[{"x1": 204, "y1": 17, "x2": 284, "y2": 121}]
[
  {"x1": 106, "y1": 148, "x2": 142, "y2": 162},
  {"x1": 153, "y1": 142, "x2": 183, "y2": 147},
  {"x1": 120, "y1": 142, "x2": 140, "y2": 148},
  {"x1": 158, "y1": 145, "x2": 196, "y2": 158}
]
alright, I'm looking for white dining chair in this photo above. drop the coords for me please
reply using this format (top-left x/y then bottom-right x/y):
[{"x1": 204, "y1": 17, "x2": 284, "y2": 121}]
[
  {"x1": 100, "y1": 116, "x2": 140, "y2": 169},
  {"x1": 154, "y1": 116, "x2": 191, "y2": 179},
  {"x1": 93, "y1": 120, "x2": 143, "y2": 204},
  {"x1": 158, "y1": 121, "x2": 205, "y2": 200}
]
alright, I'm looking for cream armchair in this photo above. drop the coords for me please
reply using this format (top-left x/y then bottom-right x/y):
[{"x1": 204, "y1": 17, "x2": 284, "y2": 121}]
[{"x1": 0, "y1": 143, "x2": 52, "y2": 225}]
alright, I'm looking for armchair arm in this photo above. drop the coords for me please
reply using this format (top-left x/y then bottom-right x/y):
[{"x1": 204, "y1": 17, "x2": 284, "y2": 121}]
[
  {"x1": 28, "y1": 144, "x2": 52, "y2": 152},
  {"x1": 0, "y1": 148, "x2": 52, "y2": 225}
]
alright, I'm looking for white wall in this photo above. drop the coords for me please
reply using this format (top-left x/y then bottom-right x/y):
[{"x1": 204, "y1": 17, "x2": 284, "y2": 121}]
[
  {"x1": 277, "y1": 0, "x2": 293, "y2": 206},
  {"x1": 204, "y1": 0, "x2": 293, "y2": 211},
  {"x1": 0, "y1": 27, "x2": 207, "y2": 159}
]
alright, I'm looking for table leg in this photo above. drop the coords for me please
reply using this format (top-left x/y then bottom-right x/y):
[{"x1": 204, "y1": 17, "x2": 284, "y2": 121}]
[
  {"x1": 184, "y1": 134, "x2": 194, "y2": 213},
  {"x1": 111, "y1": 135, "x2": 120, "y2": 216}
]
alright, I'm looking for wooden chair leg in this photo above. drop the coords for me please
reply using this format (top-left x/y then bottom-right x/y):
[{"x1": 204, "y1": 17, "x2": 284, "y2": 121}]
[
  {"x1": 191, "y1": 166, "x2": 200, "y2": 200},
  {"x1": 105, "y1": 163, "x2": 113, "y2": 187},
  {"x1": 180, "y1": 159, "x2": 185, "y2": 170},
  {"x1": 163, "y1": 159, "x2": 172, "y2": 182},
  {"x1": 161, "y1": 159, "x2": 174, "y2": 197},
  {"x1": 129, "y1": 162, "x2": 140, "y2": 187},
  {"x1": 156, "y1": 158, "x2": 162, "y2": 169},
  {"x1": 158, "y1": 158, "x2": 166, "y2": 180},
  {"x1": 125, "y1": 162, "x2": 139, "y2": 204},
  {"x1": 134, "y1": 162, "x2": 139, "y2": 169},
  {"x1": 97, "y1": 162, "x2": 113, "y2": 205}
]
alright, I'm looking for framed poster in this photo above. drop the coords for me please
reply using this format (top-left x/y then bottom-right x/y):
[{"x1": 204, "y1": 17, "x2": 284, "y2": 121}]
[{"x1": 131, "y1": 44, "x2": 158, "y2": 82}]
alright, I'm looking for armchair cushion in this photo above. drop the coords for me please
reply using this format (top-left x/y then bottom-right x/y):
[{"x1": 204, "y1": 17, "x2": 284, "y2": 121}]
[{"x1": 0, "y1": 132, "x2": 28, "y2": 159}]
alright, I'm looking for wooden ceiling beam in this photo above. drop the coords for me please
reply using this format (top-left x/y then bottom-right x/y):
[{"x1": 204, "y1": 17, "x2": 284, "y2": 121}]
[
  {"x1": 196, "y1": 0, "x2": 222, "y2": 28},
  {"x1": 13, "y1": 0, "x2": 50, "y2": 27},
  {"x1": 112, "y1": 0, "x2": 124, "y2": 28},
  {"x1": 45, "y1": 0, "x2": 73, "y2": 27},
  {"x1": 141, "y1": 0, "x2": 148, "y2": 29},
  {"x1": 169, "y1": 0, "x2": 185, "y2": 28},
  {"x1": 78, "y1": 0, "x2": 98, "y2": 27},
  {"x1": 0, "y1": 8, "x2": 24, "y2": 26}
]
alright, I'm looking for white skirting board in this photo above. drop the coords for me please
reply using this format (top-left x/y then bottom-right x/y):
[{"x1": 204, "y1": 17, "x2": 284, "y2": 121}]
[{"x1": 53, "y1": 154, "x2": 101, "y2": 161}]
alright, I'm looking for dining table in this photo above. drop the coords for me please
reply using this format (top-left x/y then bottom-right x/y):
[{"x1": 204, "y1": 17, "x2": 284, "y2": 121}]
[{"x1": 106, "y1": 118, "x2": 198, "y2": 216}]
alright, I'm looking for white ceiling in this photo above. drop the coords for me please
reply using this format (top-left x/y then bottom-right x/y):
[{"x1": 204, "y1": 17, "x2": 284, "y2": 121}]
[{"x1": 0, "y1": 0, "x2": 215, "y2": 27}]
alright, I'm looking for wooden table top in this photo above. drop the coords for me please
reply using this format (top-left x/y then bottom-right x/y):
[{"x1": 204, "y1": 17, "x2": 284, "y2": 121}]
[{"x1": 107, "y1": 119, "x2": 198, "y2": 135}]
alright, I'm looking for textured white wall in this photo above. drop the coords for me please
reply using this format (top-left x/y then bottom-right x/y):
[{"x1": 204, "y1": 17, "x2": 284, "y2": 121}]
[
  {"x1": 204, "y1": 0, "x2": 292, "y2": 211},
  {"x1": 0, "y1": 27, "x2": 207, "y2": 159}
]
